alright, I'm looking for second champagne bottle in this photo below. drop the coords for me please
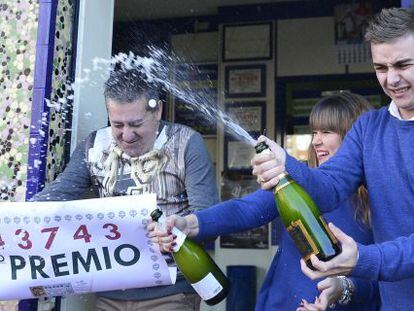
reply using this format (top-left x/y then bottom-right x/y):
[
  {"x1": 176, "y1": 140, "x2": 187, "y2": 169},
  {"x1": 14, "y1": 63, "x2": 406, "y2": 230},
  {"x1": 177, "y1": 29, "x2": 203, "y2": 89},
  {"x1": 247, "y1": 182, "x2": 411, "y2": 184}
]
[{"x1": 150, "y1": 208, "x2": 230, "y2": 305}]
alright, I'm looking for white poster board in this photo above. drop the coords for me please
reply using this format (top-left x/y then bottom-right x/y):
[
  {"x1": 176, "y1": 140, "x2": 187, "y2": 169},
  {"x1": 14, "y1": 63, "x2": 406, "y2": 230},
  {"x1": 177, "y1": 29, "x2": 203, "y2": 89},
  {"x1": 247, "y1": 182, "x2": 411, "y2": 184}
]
[{"x1": 0, "y1": 194, "x2": 176, "y2": 300}]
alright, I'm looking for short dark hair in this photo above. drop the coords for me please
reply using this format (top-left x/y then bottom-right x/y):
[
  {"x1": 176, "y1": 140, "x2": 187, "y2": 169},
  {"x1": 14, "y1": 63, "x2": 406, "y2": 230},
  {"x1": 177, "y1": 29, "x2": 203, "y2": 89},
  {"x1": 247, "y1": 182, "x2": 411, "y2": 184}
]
[
  {"x1": 365, "y1": 7, "x2": 414, "y2": 43},
  {"x1": 104, "y1": 66, "x2": 160, "y2": 111}
]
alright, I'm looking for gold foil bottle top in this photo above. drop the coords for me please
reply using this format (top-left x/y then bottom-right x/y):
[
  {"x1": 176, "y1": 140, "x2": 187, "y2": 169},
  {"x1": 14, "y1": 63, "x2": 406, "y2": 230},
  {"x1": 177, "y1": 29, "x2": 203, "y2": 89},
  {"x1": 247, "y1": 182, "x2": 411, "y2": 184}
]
[
  {"x1": 277, "y1": 172, "x2": 288, "y2": 179},
  {"x1": 275, "y1": 172, "x2": 293, "y2": 193}
]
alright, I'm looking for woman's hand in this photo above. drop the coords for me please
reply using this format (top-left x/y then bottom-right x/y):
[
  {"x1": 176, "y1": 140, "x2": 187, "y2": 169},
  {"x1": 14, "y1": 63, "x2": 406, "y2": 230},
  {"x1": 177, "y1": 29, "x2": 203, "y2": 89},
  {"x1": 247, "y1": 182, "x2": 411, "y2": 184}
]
[
  {"x1": 296, "y1": 277, "x2": 349, "y2": 311},
  {"x1": 300, "y1": 223, "x2": 358, "y2": 280},
  {"x1": 251, "y1": 135, "x2": 286, "y2": 190}
]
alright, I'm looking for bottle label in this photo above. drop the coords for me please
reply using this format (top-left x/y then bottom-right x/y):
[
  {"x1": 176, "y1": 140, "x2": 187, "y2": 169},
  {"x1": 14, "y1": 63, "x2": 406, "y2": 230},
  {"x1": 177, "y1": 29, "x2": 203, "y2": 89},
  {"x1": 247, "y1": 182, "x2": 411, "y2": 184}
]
[
  {"x1": 171, "y1": 227, "x2": 186, "y2": 252},
  {"x1": 191, "y1": 272, "x2": 223, "y2": 301},
  {"x1": 287, "y1": 219, "x2": 319, "y2": 261},
  {"x1": 319, "y1": 216, "x2": 338, "y2": 244}
]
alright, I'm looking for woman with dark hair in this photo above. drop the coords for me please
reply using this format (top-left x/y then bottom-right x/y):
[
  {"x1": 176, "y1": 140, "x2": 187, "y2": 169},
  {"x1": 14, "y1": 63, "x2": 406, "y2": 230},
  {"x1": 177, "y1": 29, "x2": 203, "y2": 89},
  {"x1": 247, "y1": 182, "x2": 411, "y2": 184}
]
[
  {"x1": 306, "y1": 92, "x2": 371, "y2": 228},
  {"x1": 149, "y1": 92, "x2": 379, "y2": 310}
]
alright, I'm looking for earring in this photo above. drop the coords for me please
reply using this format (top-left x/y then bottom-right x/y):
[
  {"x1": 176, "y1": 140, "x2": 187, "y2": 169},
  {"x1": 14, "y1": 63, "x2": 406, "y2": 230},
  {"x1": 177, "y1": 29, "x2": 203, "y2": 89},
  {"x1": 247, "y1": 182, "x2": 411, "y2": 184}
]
[{"x1": 148, "y1": 99, "x2": 157, "y2": 108}]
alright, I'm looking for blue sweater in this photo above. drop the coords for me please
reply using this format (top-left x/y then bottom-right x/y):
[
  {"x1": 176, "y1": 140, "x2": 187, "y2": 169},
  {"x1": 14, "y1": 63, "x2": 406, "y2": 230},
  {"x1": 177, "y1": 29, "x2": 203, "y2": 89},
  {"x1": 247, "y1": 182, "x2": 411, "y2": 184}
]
[
  {"x1": 195, "y1": 190, "x2": 379, "y2": 310},
  {"x1": 285, "y1": 106, "x2": 414, "y2": 309}
]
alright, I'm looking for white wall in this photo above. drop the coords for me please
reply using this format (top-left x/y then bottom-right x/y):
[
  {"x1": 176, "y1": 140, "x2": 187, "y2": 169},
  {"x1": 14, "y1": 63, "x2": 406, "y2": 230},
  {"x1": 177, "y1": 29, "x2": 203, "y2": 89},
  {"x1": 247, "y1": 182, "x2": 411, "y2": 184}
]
[
  {"x1": 172, "y1": 32, "x2": 219, "y2": 63},
  {"x1": 277, "y1": 17, "x2": 372, "y2": 76}
]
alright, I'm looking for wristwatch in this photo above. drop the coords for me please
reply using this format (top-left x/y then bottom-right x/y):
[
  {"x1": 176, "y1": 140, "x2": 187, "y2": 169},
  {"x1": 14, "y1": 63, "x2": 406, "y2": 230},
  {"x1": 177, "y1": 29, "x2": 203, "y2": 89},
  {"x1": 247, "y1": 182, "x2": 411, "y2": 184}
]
[
  {"x1": 328, "y1": 276, "x2": 354, "y2": 309},
  {"x1": 337, "y1": 276, "x2": 354, "y2": 305}
]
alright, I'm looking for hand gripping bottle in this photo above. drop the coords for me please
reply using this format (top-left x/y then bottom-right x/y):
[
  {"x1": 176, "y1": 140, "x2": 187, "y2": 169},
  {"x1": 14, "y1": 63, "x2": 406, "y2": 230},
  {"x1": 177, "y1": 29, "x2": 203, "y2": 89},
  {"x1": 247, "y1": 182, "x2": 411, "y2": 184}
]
[
  {"x1": 255, "y1": 141, "x2": 341, "y2": 269},
  {"x1": 151, "y1": 209, "x2": 230, "y2": 305}
]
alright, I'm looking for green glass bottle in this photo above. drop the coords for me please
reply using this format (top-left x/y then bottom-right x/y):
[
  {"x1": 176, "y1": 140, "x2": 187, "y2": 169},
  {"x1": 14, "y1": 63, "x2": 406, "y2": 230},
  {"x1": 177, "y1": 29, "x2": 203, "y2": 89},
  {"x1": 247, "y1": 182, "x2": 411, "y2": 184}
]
[
  {"x1": 150, "y1": 209, "x2": 230, "y2": 305},
  {"x1": 255, "y1": 141, "x2": 341, "y2": 269}
]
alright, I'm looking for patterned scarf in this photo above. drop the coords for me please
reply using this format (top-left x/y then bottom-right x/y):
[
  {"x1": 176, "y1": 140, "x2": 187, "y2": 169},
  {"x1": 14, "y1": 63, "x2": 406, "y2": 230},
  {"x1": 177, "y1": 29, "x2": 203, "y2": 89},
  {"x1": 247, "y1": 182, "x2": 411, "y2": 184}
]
[{"x1": 102, "y1": 144, "x2": 163, "y2": 196}]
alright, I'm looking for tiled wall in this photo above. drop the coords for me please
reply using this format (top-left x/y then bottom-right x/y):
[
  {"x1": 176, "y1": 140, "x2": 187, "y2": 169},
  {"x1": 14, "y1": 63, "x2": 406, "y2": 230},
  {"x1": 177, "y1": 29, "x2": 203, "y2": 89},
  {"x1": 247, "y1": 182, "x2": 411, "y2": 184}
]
[
  {"x1": 45, "y1": 0, "x2": 75, "y2": 182},
  {"x1": 0, "y1": 1, "x2": 39, "y2": 202},
  {"x1": 0, "y1": 0, "x2": 76, "y2": 202}
]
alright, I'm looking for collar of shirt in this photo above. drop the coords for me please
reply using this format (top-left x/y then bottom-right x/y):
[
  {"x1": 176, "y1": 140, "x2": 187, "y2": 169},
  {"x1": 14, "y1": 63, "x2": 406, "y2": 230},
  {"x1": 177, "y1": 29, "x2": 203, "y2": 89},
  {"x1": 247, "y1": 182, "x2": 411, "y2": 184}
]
[{"x1": 388, "y1": 101, "x2": 414, "y2": 121}]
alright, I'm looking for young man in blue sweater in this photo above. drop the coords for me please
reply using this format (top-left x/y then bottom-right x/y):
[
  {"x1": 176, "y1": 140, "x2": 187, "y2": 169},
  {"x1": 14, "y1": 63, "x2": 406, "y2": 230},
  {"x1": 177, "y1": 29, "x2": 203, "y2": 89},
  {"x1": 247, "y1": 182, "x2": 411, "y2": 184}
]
[{"x1": 252, "y1": 7, "x2": 414, "y2": 310}]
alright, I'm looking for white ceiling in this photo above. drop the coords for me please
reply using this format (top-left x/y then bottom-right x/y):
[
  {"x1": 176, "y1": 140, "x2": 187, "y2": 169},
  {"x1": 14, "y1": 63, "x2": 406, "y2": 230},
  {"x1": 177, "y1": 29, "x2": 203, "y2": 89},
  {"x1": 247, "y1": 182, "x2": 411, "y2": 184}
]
[{"x1": 114, "y1": 0, "x2": 299, "y2": 21}]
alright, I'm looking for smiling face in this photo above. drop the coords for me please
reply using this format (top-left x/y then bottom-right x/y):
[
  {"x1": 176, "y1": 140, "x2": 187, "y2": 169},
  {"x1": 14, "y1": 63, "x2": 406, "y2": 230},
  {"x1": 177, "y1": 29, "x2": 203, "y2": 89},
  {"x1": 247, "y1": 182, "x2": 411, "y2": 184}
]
[
  {"x1": 311, "y1": 130, "x2": 342, "y2": 165},
  {"x1": 107, "y1": 96, "x2": 162, "y2": 157},
  {"x1": 371, "y1": 33, "x2": 414, "y2": 119}
]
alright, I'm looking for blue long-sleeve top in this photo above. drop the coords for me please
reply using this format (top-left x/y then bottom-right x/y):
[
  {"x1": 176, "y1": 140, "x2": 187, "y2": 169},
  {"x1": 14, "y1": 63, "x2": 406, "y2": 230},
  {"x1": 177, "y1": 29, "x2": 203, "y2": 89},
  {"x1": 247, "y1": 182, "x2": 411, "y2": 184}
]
[
  {"x1": 284, "y1": 106, "x2": 414, "y2": 309},
  {"x1": 195, "y1": 189, "x2": 379, "y2": 310}
]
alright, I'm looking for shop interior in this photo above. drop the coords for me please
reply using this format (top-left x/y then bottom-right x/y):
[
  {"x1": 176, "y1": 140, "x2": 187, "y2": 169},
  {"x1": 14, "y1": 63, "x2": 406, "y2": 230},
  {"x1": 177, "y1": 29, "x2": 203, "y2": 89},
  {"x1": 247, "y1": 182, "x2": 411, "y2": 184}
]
[{"x1": 98, "y1": 1, "x2": 393, "y2": 310}]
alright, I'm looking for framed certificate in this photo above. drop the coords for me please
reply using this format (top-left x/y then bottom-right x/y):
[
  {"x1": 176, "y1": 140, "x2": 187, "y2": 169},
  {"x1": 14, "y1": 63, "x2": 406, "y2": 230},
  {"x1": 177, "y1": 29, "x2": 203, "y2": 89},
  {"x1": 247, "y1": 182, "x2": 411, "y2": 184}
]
[
  {"x1": 224, "y1": 140, "x2": 256, "y2": 171},
  {"x1": 225, "y1": 101, "x2": 266, "y2": 134},
  {"x1": 225, "y1": 64, "x2": 266, "y2": 98},
  {"x1": 223, "y1": 22, "x2": 272, "y2": 61}
]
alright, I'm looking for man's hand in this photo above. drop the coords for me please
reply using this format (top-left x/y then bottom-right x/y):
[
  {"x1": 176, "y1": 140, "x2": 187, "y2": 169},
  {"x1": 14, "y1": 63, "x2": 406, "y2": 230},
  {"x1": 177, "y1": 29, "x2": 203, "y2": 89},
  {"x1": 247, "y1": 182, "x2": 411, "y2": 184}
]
[
  {"x1": 147, "y1": 214, "x2": 199, "y2": 253},
  {"x1": 301, "y1": 223, "x2": 359, "y2": 279},
  {"x1": 147, "y1": 216, "x2": 177, "y2": 253},
  {"x1": 296, "y1": 277, "x2": 345, "y2": 311},
  {"x1": 251, "y1": 135, "x2": 286, "y2": 190}
]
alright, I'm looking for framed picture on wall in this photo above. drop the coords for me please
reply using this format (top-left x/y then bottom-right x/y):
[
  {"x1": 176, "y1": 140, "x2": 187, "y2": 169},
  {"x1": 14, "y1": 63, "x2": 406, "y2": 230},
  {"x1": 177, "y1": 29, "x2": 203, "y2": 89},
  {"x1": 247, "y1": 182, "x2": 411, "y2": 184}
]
[
  {"x1": 219, "y1": 172, "x2": 269, "y2": 249},
  {"x1": 223, "y1": 22, "x2": 272, "y2": 61},
  {"x1": 220, "y1": 224, "x2": 269, "y2": 249},
  {"x1": 225, "y1": 101, "x2": 266, "y2": 134},
  {"x1": 225, "y1": 64, "x2": 266, "y2": 98},
  {"x1": 173, "y1": 63, "x2": 218, "y2": 136},
  {"x1": 224, "y1": 139, "x2": 256, "y2": 171}
]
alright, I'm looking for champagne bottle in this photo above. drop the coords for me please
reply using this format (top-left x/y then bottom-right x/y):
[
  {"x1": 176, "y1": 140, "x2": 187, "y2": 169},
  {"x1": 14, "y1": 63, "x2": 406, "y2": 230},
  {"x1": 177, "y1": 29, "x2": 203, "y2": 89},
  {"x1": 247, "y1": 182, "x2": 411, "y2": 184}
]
[
  {"x1": 150, "y1": 209, "x2": 230, "y2": 305},
  {"x1": 255, "y1": 141, "x2": 341, "y2": 269}
]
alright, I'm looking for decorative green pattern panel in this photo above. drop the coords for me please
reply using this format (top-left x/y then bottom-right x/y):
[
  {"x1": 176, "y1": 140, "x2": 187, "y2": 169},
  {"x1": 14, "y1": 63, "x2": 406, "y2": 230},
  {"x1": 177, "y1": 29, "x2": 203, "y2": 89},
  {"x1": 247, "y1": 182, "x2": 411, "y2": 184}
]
[
  {"x1": 0, "y1": 0, "x2": 39, "y2": 202},
  {"x1": 46, "y1": 0, "x2": 75, "y2": 182}
]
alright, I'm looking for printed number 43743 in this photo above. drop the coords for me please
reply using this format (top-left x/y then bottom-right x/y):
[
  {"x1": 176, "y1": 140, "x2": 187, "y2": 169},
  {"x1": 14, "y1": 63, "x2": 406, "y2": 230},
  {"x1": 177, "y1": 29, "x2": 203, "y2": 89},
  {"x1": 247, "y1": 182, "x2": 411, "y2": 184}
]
[{"x1": 0, "y1": 223, "x2": 122, "y2": 250}]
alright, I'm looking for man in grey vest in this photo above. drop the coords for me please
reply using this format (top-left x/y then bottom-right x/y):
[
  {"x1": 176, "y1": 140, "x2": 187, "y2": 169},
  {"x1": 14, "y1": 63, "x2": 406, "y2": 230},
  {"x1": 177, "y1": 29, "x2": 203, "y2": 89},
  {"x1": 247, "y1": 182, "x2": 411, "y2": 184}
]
[{"x1": 33, "y1": 63, "x2": 219, "y2": 310}]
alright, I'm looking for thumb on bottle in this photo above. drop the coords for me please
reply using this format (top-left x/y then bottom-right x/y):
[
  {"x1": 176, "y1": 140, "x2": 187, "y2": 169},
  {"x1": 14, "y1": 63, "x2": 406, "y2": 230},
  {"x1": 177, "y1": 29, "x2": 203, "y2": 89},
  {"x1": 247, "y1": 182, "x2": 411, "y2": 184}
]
[
  {"x1": 263, "y1": 137, "x2": 286, "y2": 164},
  {"x1": 328, "y1": 222, "x2": 352, "y2": 244},
  {"x1": 165, "y1": 216, "x2": 177, "y2": 233}
]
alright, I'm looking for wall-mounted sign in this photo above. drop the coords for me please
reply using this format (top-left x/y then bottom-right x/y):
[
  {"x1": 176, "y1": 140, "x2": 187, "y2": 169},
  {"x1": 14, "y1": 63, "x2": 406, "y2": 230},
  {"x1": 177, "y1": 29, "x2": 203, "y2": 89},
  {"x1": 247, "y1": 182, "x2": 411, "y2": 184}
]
[{"x1": 225, "y1": 65, "x2": 266, "y2": 98}]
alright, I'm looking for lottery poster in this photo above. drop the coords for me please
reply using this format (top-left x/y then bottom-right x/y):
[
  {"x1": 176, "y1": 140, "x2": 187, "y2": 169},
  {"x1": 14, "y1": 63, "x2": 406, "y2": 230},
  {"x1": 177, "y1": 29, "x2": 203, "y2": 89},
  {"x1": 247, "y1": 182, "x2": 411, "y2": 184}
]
[{"x1": 0, "y1": 194, "x2": 176, "y2": 300}]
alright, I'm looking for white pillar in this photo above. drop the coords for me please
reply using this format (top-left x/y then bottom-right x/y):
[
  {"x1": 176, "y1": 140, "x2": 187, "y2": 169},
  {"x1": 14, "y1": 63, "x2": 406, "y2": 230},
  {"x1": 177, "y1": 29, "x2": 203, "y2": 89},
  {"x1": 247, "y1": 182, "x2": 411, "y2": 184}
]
[{"x1": 71, "y1": 0, "x2": 114, "y2": 152}]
